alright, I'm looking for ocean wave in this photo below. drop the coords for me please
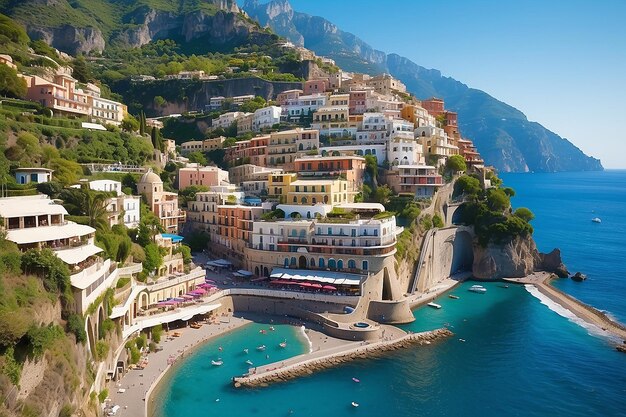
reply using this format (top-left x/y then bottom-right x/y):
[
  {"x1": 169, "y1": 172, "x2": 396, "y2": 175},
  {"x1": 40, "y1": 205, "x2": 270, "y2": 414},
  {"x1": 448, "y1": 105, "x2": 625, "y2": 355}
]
[
  {"x1": 524, "y1": 285, "x2": 619, "y2": 341},
  {"x1": 299, "y1": 325, "x2": 313, "y2": 353}
]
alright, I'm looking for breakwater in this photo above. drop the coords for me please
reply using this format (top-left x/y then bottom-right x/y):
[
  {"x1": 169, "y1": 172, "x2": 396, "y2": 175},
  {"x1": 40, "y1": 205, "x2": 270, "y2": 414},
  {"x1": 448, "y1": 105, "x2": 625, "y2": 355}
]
[{"x1": 232, "y1": 328, "x2": 453, "y2": 388}]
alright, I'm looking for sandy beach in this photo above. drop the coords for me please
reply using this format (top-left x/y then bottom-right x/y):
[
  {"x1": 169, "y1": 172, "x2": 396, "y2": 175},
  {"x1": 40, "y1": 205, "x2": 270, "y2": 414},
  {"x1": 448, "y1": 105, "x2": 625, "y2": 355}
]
[{"x1": 504, "y1": 272, "x2": 626, "y2": 342}]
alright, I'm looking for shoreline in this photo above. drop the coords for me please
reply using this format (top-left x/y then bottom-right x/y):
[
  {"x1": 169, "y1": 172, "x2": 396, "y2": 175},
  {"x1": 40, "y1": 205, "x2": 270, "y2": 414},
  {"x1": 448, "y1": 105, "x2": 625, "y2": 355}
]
[{"x1": 504, "y1": 272, "x2": 626, "y2": 344}]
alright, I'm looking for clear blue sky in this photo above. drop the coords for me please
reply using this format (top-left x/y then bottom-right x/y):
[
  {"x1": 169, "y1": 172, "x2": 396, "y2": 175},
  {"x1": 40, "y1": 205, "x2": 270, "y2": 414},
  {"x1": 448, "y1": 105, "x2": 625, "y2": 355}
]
[{"x1": 270, "y1": 0, "x2": 626, "y2": 168}]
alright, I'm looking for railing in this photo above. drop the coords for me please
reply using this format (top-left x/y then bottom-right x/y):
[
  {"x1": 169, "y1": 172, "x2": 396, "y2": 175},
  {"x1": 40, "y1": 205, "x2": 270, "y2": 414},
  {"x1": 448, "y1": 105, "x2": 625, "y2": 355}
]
[
  {"x1": 118, "y1": 263, "x2": 143, "y2": 276},
  {"x1": 145, "y1": 267, "x2": 205, "y2": 292}
]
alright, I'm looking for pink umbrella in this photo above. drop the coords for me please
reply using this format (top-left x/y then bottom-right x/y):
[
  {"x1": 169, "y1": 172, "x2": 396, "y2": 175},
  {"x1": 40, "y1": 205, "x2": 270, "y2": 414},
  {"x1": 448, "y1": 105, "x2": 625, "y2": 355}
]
[
  {"x1": 299, "y1": 282, "x2": 313, "y2": 287},
  {"x1": 310, "y1": 283, "x2": 323, "y2": 289},
  {"x1": 193, "y1": 288, "x2": 207, "y2": 294},
  {"x1": 322, "y1": 285, "x2": 337, "y2": 290}
]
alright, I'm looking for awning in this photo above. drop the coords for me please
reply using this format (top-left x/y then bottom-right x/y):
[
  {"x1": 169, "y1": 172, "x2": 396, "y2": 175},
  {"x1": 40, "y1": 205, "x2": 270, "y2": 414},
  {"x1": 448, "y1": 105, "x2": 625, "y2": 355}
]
[
  {"x1": 237, "y1": 269, "x2": 253, "y2": 276},
  {"x1": 323, "y1": 285, "x2": 337, "y2": 290},
  {"x1": 214, "y1": 259, "x2": 232, "y2": 266},
  {"x1": 268, "y1": 268, "x2": 363, "y2": 286},
  {"x1": 55, "y1": 244, "x2": 103, "y2": 265}
]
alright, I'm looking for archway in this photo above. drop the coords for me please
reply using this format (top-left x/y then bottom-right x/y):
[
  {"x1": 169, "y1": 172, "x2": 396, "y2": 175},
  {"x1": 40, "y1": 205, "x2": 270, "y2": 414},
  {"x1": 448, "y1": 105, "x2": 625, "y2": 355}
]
[
  {"x1": 337, "y1": 259, "x2": 344, "y2": 270},
  {"x1": 97, "y1": 305, "x2": 105, "y2": 340},
  {"x1": 328, "y1": 259, "x2": 336, "y2": 269},
  {"x1": 263, "y1": 267, "x2": 269, "y2": 277},
  {"x1": 298, "y1": 256, "x2": 307, "y2": 269},
  {"x1": 255, "y1": 266, "x2": 260, "y2": 276},
  {"x1": 450, "y1": 230, "x2": 474, "y2": 274},
  {"x1": 138, "y1": 292, "x2": 149, "y2": 310}
]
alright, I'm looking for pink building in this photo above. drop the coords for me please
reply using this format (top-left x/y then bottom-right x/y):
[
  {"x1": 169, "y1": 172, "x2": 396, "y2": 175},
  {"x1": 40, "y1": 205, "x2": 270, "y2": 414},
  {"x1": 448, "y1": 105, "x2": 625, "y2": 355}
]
[
  {"x1": 178, "y1": 166, "x2": 229, "y2": 189},
  {"x1": 349, "y1": 91, "x2": 368, "y2": 115},
  {"x1": 25, "y1": 72, "x2": 90, "y2": 117},
  {"x1": 304, "y1": 79, "x2": 328, "y2": 95}
]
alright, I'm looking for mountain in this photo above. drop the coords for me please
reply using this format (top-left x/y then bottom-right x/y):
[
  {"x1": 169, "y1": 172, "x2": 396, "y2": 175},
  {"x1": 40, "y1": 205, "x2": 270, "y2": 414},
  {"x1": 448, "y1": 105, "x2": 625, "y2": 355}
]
[
  {"x1": 0, "y1": 0, "x2": 275, "y2": 55},
  {"x1": 244, "y1": 0, "x2": 602, "y2": 173}
]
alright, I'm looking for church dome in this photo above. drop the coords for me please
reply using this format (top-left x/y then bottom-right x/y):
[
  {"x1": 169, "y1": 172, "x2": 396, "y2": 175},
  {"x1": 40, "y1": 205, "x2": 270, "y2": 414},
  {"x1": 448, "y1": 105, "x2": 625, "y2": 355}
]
[{"x1": 139, "y1": 170, "x2": 163, "y2": 185}]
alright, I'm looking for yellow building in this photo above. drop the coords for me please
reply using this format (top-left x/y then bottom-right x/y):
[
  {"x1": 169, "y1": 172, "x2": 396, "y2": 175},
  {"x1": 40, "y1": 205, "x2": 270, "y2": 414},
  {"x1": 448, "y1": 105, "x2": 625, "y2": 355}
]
[
  {"x1": 268, "y1": 173, "x2": 298, "y2": 203},
  {"x1": 287, "y1": 179, "x2": 351, "y2": 205},
  {"x1": 266, "y1": 128, "x2": 319, "y2": 169}
]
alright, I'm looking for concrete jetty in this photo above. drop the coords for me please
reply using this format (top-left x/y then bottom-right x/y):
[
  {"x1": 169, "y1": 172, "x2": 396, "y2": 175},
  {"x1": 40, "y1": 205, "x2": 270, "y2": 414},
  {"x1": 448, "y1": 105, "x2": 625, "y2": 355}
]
[
  {"x1": 232, "y1": 328, "x2": 453, "y2": 388},
  {"x1": 504, "y1": 272, "x2": 626, "y2": 344}
]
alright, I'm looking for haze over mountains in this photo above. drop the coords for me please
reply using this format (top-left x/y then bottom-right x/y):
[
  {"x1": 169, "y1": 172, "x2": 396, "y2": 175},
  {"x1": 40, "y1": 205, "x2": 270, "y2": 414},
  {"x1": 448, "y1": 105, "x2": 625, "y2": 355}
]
[{"x1": 243, "y1": 0, "x2": 602, "y2": 173}]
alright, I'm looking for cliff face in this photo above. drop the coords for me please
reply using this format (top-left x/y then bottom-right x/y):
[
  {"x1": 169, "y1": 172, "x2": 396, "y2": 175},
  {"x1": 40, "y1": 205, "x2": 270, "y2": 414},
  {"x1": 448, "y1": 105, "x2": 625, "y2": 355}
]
[
  {"x1": 472, "y1": 235, "x2": 568, "y2": 279},
  {"x1": 1, "y1": 0, "x2": 269, "y2": 55},
  {"x1": 245, "y1": 0, "x2": 603, "y2": 173}
]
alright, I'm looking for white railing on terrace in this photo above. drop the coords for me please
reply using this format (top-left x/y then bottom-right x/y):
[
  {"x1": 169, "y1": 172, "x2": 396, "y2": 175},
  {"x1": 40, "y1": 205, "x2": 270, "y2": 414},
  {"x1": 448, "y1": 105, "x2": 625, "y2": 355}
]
[
  {"x1": 145, "y1": 267, "x2": 205, "y2": 292},
  {"x1": 118, "y1": 263, "x2": 143, "y2": 276}
]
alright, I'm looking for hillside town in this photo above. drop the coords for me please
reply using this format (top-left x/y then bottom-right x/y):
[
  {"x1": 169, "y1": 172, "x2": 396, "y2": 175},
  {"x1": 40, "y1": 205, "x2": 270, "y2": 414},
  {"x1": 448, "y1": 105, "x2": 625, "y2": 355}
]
[{"x1": 0, "y1": 44, "x2": 489, "y2": 415}]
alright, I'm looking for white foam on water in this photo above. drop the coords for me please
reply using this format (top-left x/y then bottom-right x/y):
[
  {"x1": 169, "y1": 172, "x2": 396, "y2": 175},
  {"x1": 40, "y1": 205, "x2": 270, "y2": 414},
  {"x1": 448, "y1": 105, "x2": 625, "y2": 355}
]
[
  {"x1": 299, "y1": 325, "x2": 313, "y2": 353},
  {"x1": 524, "y1": 284, "x2": 619, "y2": 341}
]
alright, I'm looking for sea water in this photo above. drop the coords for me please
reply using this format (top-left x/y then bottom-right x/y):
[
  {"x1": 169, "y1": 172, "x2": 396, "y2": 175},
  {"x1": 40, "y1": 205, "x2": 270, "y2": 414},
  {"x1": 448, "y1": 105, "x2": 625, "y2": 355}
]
[{"x1": 157, "y1": 171, "x2": 626, "y2": 417}]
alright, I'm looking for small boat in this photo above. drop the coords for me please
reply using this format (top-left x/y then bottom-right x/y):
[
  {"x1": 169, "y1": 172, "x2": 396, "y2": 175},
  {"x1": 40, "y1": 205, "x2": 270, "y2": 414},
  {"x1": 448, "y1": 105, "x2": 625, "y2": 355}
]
[
  {"x1": 592, "y1": 217, "x2": 601, "y2": 223},
  {"x1": 269, "y1": 326, "x2": 275, "y2": 331},
  {"x1": 256, "y1": 345, "x2": 266, "y2": 351},
  {"x1": 448, "y1": 295, "x2": 460, "y2": 299},
  {"x1": 245, "y1": 360, "x2": 253, "y2": 366},
  {"x1": 459, "y1": 338, "x2": 466, "y2": 342},
  {"x1": 279, "y1": 341, "x2": 287, "y2": 348},
  {"x1": 211, "y1": 359, "x2": 223, "y2": 366},
  {"x1": 243, "y1": 348, "x2": 249, "y2": 354},
  {"x1": 259, "y1": 330, "x2": 266, "y2": 334},
  {"x1": 351, "y1": 402, "x2": 359, "y2": 408},
  {"x1": 352, "y1": 377, "x2": 360, "y2": 383},
  {"x1": 469, "y1": 285, "x2": 487, "y2": 293},
  {"x1": 427, "y1": 302, "x2": 442, "y2": 309}
]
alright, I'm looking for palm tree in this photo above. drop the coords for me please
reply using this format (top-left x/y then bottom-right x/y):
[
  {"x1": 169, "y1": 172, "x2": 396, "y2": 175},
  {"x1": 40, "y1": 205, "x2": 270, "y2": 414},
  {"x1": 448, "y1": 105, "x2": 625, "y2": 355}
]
[{"x1": 84, "y1": 192, "x2": 110, "y2": 230}]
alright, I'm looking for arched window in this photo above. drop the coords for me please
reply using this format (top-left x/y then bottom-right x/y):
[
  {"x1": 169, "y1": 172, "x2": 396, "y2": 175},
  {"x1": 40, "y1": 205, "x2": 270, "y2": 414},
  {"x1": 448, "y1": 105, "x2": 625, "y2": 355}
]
[
  {"x1": 362, "y1": 260, "x2": 369, "y2": 271},
  {"x1": 348, "y1": 259, "x2": 356, "y2": 269},
  {"x1": 284, "y1": 258, "x2": 289, "y2": 267},
  {"x1": 310, "y1": 258, "x2": 316, "y2": 267},
  {"x1": 319, "y1": 258, "x2": 325, "y2": 268},
  {"x1": 328, "y1": 258, "x2": 336, "y2": 269},
  {"x1": 301, "y1": 197, "x2": 307, "y2": 204},
  {"x1": 299, "y1": 229, "x2": 306, "y2": 238},
  {"x1": 337, "y1": 259, "x2": 344, "y2": 270},
  {"x1": 290, "y1": 257, "x2": 296, "y2": 266},
  {"x1": 291, "y1": 229, "x2": 298, "y2": 237}
]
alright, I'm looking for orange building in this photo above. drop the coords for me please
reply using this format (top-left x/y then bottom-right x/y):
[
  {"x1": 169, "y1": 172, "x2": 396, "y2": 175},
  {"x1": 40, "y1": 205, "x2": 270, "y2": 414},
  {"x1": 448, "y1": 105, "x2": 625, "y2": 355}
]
[
  {"x1": 216, "y1": 204, "x2": 267, "y2": 258},
  {"x1": 294, "y1": 155, "x2": 365, "y2": 193}
]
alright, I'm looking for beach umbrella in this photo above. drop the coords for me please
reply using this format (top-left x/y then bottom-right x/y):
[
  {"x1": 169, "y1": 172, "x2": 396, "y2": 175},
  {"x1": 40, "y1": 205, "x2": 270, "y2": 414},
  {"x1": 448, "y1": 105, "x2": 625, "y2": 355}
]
[
  {"x1": 310, "y1": 283, "x2": 323, "y2": 289},
  {"x1": 322, "y1": 285, "x2": 337, "y2": 290},
  {"x1": 299, "y1": 282, "x2": 313, "y2": 287}
]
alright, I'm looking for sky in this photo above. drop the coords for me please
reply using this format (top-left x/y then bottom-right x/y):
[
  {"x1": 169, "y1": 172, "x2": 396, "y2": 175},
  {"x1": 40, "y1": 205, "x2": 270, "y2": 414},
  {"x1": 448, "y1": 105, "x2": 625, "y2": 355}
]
[{"x1": 268, "y1": 0, "x2": 626, "y2": 169}]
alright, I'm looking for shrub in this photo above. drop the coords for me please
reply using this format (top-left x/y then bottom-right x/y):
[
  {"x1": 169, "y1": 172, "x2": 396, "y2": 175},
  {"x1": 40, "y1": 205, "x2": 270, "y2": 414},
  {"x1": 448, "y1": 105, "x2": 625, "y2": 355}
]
[
  {"x1": 95, "y1": 340, "x2": 109, "y2": 361},
  {"x1": 152, "y1": 324, "x2": 163, "y2": 344},
  {"x1": 98, "y1": 389, "x2": 109, "y2": 403},
  {"x1": 66, "y1": 314, "x2": 87, "y2": 343},
  {"x1": 433, "y1": 214, "x2": 444, "y2": 228},
  {"x1": 27, "y1": 324, "x2": 64, "y2": 357}
]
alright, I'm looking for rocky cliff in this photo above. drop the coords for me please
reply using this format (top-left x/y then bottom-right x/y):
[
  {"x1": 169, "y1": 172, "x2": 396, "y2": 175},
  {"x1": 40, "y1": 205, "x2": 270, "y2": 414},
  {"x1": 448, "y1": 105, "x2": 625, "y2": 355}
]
[
  {"x1": 472, "y1": 235, "x2": 568, "y2": 280},
  {"x1": 1, "y1": 0, "x2": 271, "y2": 55},
  {"x1": 244, "y1": 0, "x2": 603, "y2": 173}
]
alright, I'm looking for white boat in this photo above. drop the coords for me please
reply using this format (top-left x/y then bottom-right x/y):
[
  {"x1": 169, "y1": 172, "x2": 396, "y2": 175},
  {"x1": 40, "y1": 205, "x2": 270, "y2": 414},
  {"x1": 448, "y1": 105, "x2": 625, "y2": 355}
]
[
  {"x1": 427, "y1": 302, "x2": 442, "y2": 309},
  {"x1": 279, "y1": 341, "x2": 287, "y2": 348},
  {"x1": 469, "y1": 285, "x2": 487, "y2": 293},
  {"x1": 592, "y1": 217, "x2": 601, "y2": 223},
  {"x1": 243, "y1": 348, "x2": 249, "y2": 354},
  {"x1": 245, "y1": 360, "x2": 253, "y2": 366},
  {"x1": 211, "y1": 359, "x2": 223, "y2": 366},
  {"x1": 448, "y1": 295, "x2": 460, "y2": 299},
  {"x1": 351, "y1": 402, "x2": 359, "y2": 408},
  {"x1": 256, "y1": 345, "x2": 266, "y2": 351}
]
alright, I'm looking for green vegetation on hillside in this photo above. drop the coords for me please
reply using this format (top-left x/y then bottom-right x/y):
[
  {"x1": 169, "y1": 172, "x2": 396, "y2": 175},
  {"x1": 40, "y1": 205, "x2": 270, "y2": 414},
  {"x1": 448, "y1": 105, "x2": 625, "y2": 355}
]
[{"x1": 454, "y1": 174, "x2": 534, "y2": 246}]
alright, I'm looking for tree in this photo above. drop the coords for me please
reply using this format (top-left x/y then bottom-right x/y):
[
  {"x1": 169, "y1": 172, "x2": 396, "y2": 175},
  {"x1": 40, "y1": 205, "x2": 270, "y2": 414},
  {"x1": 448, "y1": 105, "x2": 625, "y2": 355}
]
[
  {"x1": 84, "y1": 192, "x2": 110, "y2": 230},
  {"x1": 453, "y1": 175, "x2": 481, "y2": 199},
  {"x1": 49, "y1": 158, "x2": 82, "y2": 185},
  {"x1": 445, "y1": 155, "x2": 467, "y2": 173},
  {"x1": 72, "y1": 55, "x2": 93, "y2": 83},
  {"x1": 187, "y1": 151, "x2": 207, "y2": 166},
  {"x1": 151, "y1": 126, "x2": 164, "y2": 152},
  {"x1": 514, "y1": 207, "x2": 535, "y2": 223},
  {"x1": 152, "y1": 324, "x2": 163, "y2": 344},
  {"x1": 139, "y1": 111, "x2": 147, "y2": 136},
  {"x1": 121, "y1": 115, "x2": 140, "y2": 132},
  {"x1": 373, "y1": 185, "x2": 393, "y2": 204},
  {"x1": 486, "y1": 188, "x2": 510, "y2": 212},
  {"x1": 143, "y1": 243, "x2": 163, "y2": 275},
  {"x1": 0, "y1": 64, "x2": 27, "y2": 98},
  {"x1": 433, "y1": 214, "x2": 444, "y2": 228},
  {"x1": 502, "y1": 187, "x2": 516, "y2": 197}
]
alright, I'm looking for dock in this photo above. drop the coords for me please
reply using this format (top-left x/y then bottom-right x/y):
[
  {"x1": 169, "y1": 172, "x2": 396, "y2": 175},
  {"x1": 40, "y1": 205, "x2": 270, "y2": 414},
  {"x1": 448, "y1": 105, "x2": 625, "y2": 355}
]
[{"x1": 232, "y1": 328, "x2": 453, "y2": 388}]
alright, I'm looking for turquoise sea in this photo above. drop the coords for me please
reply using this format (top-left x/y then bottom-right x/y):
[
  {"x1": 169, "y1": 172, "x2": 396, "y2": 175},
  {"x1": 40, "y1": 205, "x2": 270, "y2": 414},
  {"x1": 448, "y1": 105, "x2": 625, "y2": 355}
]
[{"x1": 156, "y1": 170, "x2": 626, "y2": 417}]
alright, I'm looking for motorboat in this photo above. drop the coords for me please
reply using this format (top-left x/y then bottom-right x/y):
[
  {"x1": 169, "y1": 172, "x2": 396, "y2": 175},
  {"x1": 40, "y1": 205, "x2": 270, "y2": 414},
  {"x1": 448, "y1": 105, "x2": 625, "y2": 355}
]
[
  {"x1": 352, "y1": 377, "x2": 360, "y2": 383},
  {"x1": 256, "y1": 345, "x2": 266, "y2": 351},
  {"x1": 592, "y1": 217, "x2": 601, "y2": 223},
  {"x1": 448, "y1": 295, "x2": 460, "y2": 299},
  {"x1": 351, "y1": 402, "x2": 359, "y2": 408},
  {"x1": 211, "y1": 359, "x2": 223, "y2": 366},
  {"x1": 427, "y1": 302, "x2": 442, "y2": 309},
  {"x1": 279, "y1": 341, "x2": 287, "y2": 348},
  {"x1": 269, "y1": 326, "x2": 275, "y2": 331},
  {"x1": 245, "y1": 360, "x2": 254, "y2": 366},
  {"x1": 243, "y1": 348, "x2": 249, "y2": 354},
  {"x1": 469, "y1": 285, "x2": 487, "y2": 293}
]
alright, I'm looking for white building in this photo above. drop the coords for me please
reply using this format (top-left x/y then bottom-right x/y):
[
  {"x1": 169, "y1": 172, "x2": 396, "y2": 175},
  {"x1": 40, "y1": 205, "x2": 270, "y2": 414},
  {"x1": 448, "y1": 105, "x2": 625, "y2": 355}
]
[
  {"x1": 14, "y1": 167, "x2": 53, "y2": 185},
  {"x1": 212, "y1": 111, "x2": 249, "y2": 130},
  {"x1": 252, "y1": 106, "x2": 282, "y2": 131},
  {"x1": 0, "y1": 195, "x2": 119, "y2": 314},
  {"x1": 88, "y1": 180, "x2": 141, "y2": 228},
  {"x1": 356, "y1": 113, "x2": 389, "y2": 142},
  {"x1": 282, "y1": 93, "x2": 327, "y2": 121}
]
